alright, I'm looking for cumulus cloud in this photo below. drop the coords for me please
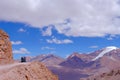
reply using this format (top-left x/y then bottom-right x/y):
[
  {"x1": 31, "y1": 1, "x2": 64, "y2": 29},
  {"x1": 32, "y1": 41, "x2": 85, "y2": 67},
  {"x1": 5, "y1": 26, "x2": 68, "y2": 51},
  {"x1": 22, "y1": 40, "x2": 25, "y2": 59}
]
[
  {"x1": 13, "y1": 48, "x2": 30, "y2": 54},
  {"x1": 18, "y1": 28, "x2": 26, "y2": 32},
  {"x1": 11, "y1": 41, "x2": 23, "y2": 45},
  {"x1": 47, "y1": 38, "x2": 73, "y2": 44},
  {"x1": 41, "y1": 26, "x2": 53, "y2": 36},
  {"x1": 90, "y1": 46, "x2": 99, "y2": 49},
  {"x1": 107, "y1": 34, "x2": 117, "y2": 40},
  {"x1": 0, "y1": 0, "x2": 120, "y2": 37},
  {"x1": 41, "y1": 46, "x2": 55, "y2": 50}
]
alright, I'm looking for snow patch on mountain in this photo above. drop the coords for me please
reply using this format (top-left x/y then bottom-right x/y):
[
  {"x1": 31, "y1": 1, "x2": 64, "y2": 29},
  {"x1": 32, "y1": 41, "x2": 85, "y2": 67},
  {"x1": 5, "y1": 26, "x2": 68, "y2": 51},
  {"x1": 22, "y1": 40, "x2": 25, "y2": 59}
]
[{"x1": 92, "y1": 46, "x2": 118, "y2": 61}]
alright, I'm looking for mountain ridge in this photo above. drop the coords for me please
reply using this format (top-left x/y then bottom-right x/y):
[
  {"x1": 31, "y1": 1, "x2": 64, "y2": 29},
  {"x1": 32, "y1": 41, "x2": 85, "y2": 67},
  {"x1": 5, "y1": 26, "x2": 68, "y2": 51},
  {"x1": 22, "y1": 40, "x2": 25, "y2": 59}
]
[{"x1": 29, "y1": 46, "x2": 120, "y2": 80}]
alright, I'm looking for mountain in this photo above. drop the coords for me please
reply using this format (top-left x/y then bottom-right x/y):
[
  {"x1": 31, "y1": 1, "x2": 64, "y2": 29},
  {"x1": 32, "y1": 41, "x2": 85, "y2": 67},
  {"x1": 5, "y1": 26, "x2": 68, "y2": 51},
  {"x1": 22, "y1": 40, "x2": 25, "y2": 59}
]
[
  {"x1": 67, "y1": 52, "x2": 92, "y2": 62},
  {"x1": 60, "y1": 53, "x2": 86, "y2": 69},
  {"x1": 92, "y1": 46, "x2": 118, "y2": 61},
  {"x1": 0, "y1": 62, "x2": 58, "y2": 80},
  {"x1": 29, "y1": 53, "x2": 90, "y2": 80},
  {"x1": 30, "y1": 54, "x2": 64, "y2": 66},
  {"x1": 83, "y1": 67, "x2": 120, "y2": 80},
  {"x1": 29, "y1": 46, "x2": 120, "y2": 80},
  {"x1": 49, "y1": 65, "x2": 89, "y2": 80},
  {"x1": 89, "y1": 46, "x2": 120, "y2": 70}
]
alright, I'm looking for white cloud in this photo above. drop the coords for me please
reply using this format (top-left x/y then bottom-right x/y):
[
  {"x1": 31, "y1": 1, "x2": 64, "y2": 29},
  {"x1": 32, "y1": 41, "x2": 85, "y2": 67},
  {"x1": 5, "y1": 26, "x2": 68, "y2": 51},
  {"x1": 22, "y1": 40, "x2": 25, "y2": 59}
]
[
  {"x1": 13, "y1": 48, "x2": 30, "y2": 54},
  {"x1": 107, "y1": 34, "x2": 117, "y2": 40},
  {"x1": 0, "y1": 0, "x2": 120, "y2": 37},
  {"x1": 11, "y1": 41, "x2": 23, "y2": 45},
  {"x1": 41, "y1": 46, "x2": 55, "y2": 50},
  {"x1": 18, "y1": 28, "x2": 26, "y2": 32},
  {"x1": 47, "y1": 38, "x2": 73, "y2": 44},
  {"x1": 90, "y1": 46, "x2": 99, "y2": 49},
  {"x1": 41, "y1": 26, "x2": 53, "y2": 36}
]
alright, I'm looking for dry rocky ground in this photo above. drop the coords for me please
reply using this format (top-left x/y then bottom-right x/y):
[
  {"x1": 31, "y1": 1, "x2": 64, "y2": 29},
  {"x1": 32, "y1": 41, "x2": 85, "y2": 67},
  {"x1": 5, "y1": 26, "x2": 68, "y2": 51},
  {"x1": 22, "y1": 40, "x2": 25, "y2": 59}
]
[
  {"x1": 82, "y1": 68, "x2": 120, "y2": 80},
  {"x1": 0, "y1": 62, "x2": 58, "y2": 80}
]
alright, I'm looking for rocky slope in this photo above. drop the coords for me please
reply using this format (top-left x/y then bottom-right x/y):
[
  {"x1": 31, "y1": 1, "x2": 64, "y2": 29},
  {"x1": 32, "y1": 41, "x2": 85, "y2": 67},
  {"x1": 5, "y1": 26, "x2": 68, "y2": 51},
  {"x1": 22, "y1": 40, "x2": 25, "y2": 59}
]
[
  {"x1": 30, "y1": 54, "x2": 64, "y2": 66},
  {"x1": 0, "y1": 62, "x2": 58, "y2": 80},
  {"x1": 0, "y1": 30, "x2": 13, "y2": 64},
  {"x1": 49, "y1": 65, "x2": 89, "y2": 80},
  {"x1": 83, "y1": 68, "x2": 120, "y2": 80},
  {"x1": 60, "y1": 54, "x2": 86, "y2": 69}
]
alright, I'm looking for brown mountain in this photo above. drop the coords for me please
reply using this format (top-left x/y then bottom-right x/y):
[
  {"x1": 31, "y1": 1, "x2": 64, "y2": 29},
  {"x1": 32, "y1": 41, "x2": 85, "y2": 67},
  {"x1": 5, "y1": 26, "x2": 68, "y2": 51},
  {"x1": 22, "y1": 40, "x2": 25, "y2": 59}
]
[
  {"x1": 30, "y1": 54, "x2": 64, "y2": 66},
  {"x1": 29, "y1": 54, "x2": 89, "y2": 80},
  {"x1": 30, "y1": 46, "x2": 120, "y2": 80},
  {"x1": 83, "y1": 67, "x2": 120, "y2": 80},
  {"x1": 79, "y1": 47, "x2": 120, "y2": 70},
  {"x1": 60, "y1": 53, "x2": 86, "y2": 69},
  {"x1": 49, "y1": 65, "x2": 89, "y2": 80},
  {"x1": 89, "y1": 47, "x2": 120, "y2": 70}
]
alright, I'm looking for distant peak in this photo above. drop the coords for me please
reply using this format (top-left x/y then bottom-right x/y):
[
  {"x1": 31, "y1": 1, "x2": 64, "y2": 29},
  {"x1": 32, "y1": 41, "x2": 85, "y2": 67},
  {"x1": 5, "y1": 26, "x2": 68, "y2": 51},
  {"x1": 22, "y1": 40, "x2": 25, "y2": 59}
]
[
  {"x1": 92, "y1": 46, "x2": 118, "y2": 61},
  {"x1": 67, "y1": 52, "x2": 80, "y2": 59},
  {"x1": 69, "y1": 52, "x2": 79, "y2": 58}
]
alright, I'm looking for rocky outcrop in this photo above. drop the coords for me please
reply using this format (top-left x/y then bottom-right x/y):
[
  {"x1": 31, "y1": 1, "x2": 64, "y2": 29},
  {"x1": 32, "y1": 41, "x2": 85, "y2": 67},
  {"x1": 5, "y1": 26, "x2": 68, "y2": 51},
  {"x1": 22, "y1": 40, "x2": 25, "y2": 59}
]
[
  {"x1": 0, "y1": 30, "x2": 13, "y2": 64},
  {"x1": 0, "y1": 62, "x2": 58, "y2": 80},
  {"x1": 83, "y1": 68, "x2": 120, "y2": 80}
]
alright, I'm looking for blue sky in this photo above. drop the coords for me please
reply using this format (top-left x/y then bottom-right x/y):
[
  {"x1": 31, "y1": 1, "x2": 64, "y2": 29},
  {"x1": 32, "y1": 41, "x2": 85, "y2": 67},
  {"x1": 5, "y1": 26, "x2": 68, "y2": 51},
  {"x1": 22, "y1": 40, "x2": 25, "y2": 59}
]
[
  {"x1": 0, "y1": 0, "x2": 120, "y2": 59},
  {"x1": 0, "y1": 21, "x2": 120, "y2": 59}
]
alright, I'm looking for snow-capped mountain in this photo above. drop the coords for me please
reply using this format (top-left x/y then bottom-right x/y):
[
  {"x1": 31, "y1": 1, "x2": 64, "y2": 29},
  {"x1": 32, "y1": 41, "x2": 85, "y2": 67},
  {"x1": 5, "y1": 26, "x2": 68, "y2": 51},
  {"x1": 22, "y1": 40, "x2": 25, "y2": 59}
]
[
  {"x1": 87, "y1": 46, "x2": 120, "y2": 69},
  {"x1": 92, "y1": 46, "x2": 118, "y2": 61},
  {"x1": 29, "y1": 46, "x2": 120, "y2": 80}
]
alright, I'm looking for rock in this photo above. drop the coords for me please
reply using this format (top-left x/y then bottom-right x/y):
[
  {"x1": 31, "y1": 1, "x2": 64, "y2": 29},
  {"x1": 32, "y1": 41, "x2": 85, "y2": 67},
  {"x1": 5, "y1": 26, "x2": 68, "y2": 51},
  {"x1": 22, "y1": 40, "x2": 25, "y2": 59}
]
[
  {"x1": 0, "y1": 62, "x2": 58, "y2": 80},
  {"x1": 83, "y1": 68, "x2": 120, "y2": 80},
  {"x1": 0, "y1": 30, "x2": 13, "y2": 64}
]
